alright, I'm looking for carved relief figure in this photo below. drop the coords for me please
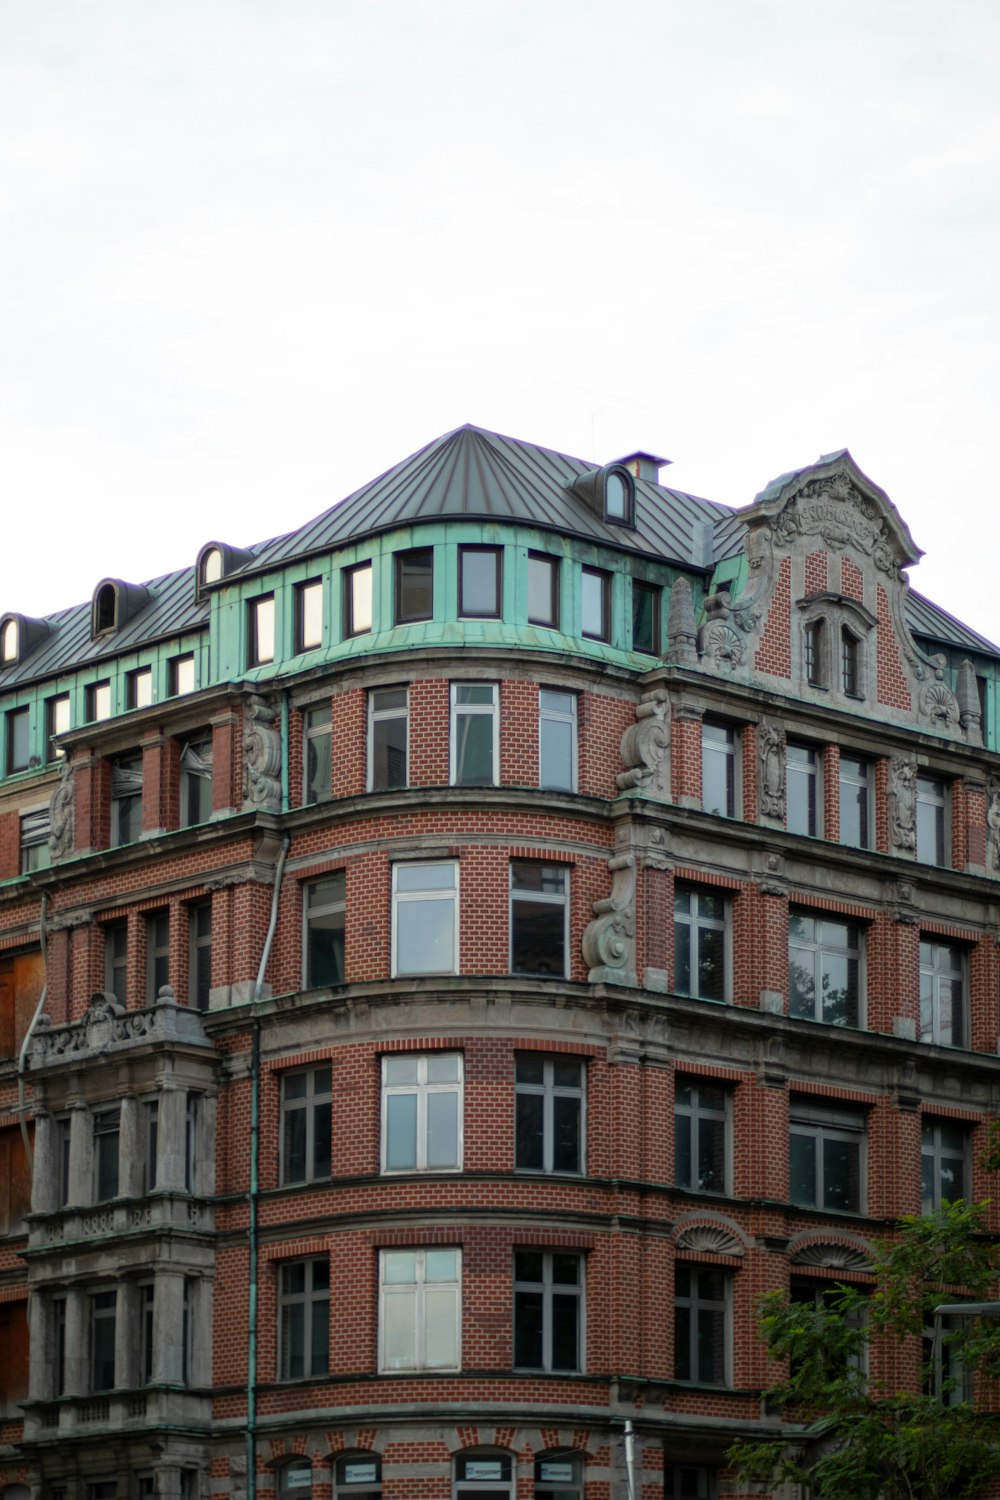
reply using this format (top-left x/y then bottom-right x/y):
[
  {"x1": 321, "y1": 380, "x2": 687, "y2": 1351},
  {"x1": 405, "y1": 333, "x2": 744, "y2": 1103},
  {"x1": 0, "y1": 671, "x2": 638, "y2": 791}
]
[
  {"x1": 890, "y1": 755, "x2": 916, "y2": 850},
  {"x1": 48, "y1": 759, "x2": 75, "y2": 860},
  {"x1": 758, "y1": 720, "x2": 785, "y2": 820},
  {"x1": 987, "y1": 778, "x2": 1000, "y2": 872}
]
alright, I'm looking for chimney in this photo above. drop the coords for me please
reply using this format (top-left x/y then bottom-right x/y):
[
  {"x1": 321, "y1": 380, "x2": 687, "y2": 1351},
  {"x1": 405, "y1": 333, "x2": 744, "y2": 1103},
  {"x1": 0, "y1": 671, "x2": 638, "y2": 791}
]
[{"x1": 614, "y1": 451, "x2": 672, "y2": 483}]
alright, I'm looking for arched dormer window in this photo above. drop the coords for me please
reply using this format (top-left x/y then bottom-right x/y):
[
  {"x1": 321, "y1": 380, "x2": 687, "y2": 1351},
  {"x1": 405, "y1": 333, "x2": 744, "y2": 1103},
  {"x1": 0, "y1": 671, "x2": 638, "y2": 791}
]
[
  {"x1": 0, "y1": 613, "x2": 51, "y2": 668},
  {"x1": 194, "y1": 540, "x2": 254, "y2": 601},
  {"x1": 0, "y1": 617, "x2": 18, "y2": 664},
  {"x1": 94, "y1": 583, "x2": 117, "y2": 634},
  {"x1": 90, "y1": 579, "x2": 151, "y2": 639},
  {"x1": 841, "y1": 626, "x2": 861, "y2": 698},
  {"x1": 201, "y1": 547, "x2": 223, "y2": 586},
  {"x1": 566, "y1": 464, "x2": 636, "y2": 527}
]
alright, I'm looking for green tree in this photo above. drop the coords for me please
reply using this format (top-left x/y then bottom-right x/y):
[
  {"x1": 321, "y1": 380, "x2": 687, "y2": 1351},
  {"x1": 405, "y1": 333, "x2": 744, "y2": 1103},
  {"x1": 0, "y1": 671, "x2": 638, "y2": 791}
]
[{"x1": 728, "y1": 1200, "x2": 1000, "y2": 1499}]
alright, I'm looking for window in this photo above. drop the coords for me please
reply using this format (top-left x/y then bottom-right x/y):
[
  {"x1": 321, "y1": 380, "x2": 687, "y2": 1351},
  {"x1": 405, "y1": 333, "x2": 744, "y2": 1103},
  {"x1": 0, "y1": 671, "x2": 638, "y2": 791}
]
[
  {"x1": 788, "y1": 913, "x2": 861, "y2": 1027},
  {"x1": 510, "y1": 862, "x2": 568, "y2": 977},
  {"x1": 803, "y1": 618, "x2": 826, "y2": 688},
  {"x1": 169, "y1": 654, "x2": 196, "y2": 696},
  {"x1": 922, "y1": 1119, "x2": 968, "y2": 1212},
  {"x1": 91, "y1": 1290, "x2": 117, "y2": 1391},
  {"x1": 46, "y1": 695, "x2": 70, "y2": 762},
  {"x1": 180, "y1": 735, "x2": 213, "y2": 826},
  {"x1": 513, "y1": 1250, "x2": 582, "y2": 1371},
  {"x1": 790, "y1": 1280, "x2": 867, "y2": 1379},
  {"x1": 94, "y1": 1108, "x2": 121, "y2": 1201},
  {"x1": 104, "y1": 920, "x2": 128, "y2": 1004},
  {"x1": 278, "y1": 1461, "x2": 313, "y2": 1500},
  {"x1": 333, "y1": 1455, "x2": 381, "y2": 1500},
  {"x1": 278, "y1": 1259, "x2": 330, "y2": 1379},
  {"x1": 93, "y1": 583, "x2": 117, "y2": 635},
  {"x1": 392, "y1": 861, "x2": 458, "y2": 976},
  {"x1": 343, "y1": 562, "x2": 373, "y2": 637},
  {"x1": 139, "y1": 1282, "x2": 154, "y2": 1383},
  {"x1": 580, "y1": 566, "x2": 610, "y2": 641},
  {"x1": 368, "y1": 687, "x2": 407, "y2": 792},
  {"x1": 787, "y1": 742, "x2": 819, "y2": 836},
  {"x1": 923, "y1": 1314, "x2": 973, "y2": 1405},
  {"x1": 127, "y1": 668, "x2": 153, "y2": 710},
  {"x1": 200, "y1": 546, "x2": 223, "y2": 587},
  {"x1": 841, "y1": 627, "x2": 861, "y2": 697},
  {"x1": 604, "y1": 466, "x2": 634, "y2": 523},
  {"x1": 20, "y1": 810, "x2": 51, "y2": 873},
  {"x1": 920, "y1": 939, "x2": 966, "y2": 1048},
  {"x1": 382, "y1": 1052, "x2": 462, "y2": 1171},
  {"x1": 453, "y1": 1454, "x2": 514, "y2": 1500},
  {"x1": 539, "y1": 689, "x2": 576, "y2": 791},
  {"x1": 665, "y1": 1468, "x2": 716, "y2": 1500},
  {"x1": 248, "y1": 595, "x2": 275, "y2": 667},
  {"x1": 379, "y1": 1247, "x2": 461, "y2": 1371},
  {"x1": 87, "y1": 681, "x2": 112, "y2": 722},
  {"x1": 111, "y1": 753, "x2": 143, "y2": 846},
  {"x1": 789, "y1": 1100, "x2": 865, "y2": 1212},
  {"x1": 188, "y1": 901, "x2": 212, "y2": 1010},
  {"x1": 528, "y1": 552, "x2": 559, "y2": 628},
  {"x1": 281, "y1": 1065, "x2": 332, "y2": 1184},
  {"x1": 450, "y1": 682, "x2": 497, "y2": 786},
  {"x1": 631, "y1": 581, "x2": 660, "y2": 655},
  {"x1": 916, "y1": 775, "x2": 948, "y2": 866},
  {"x1": 839, "y1": 754, "x2": 871, "y2": 849},
  {"x1": 6, "y1": 708, "x2": 29, "y2": 773},
  {"x1": 0, "y1": 618, "x2": 17, "y2": 663},
  {"x1": 675, "y1": 1080, "x2": 729, "y2": 1194},
  {"x1": 534, "y1": 1455, "x2": 583, "y2": 1500},
  {"x1": 394, "y1": 547, "x2": 433, "y2": 624},
  {"x1": 675, "y1": 1266, "x2": 729, "y2": 1385},
  {"x1": 515, "y1": 1055, "x2": 584, "y2": 1174},
  {"x1": 146, "y1": 911, "x2": 169, "y2": 1001},
  {"x1": 296, "y1": 579, "x2": 323, "y2": 653},
  {"x1": 673, "y1": 886, "x2": 727, "y2": 1002},
  {"x1": 303, "y1": 874, "x2": 345, "y2": 988},
  {"x1": 143, "y1": 1100, "x2": 158, "y2": 1193},
  {"x1": 701, "y1": 721, "x2": 736, "y2": 817},
  {"x1": 303, "y1": 703, "x2": 332, "y2": 803},
  {"x1": 459, "y1": 546, "x2": 502, "y2": 619}
]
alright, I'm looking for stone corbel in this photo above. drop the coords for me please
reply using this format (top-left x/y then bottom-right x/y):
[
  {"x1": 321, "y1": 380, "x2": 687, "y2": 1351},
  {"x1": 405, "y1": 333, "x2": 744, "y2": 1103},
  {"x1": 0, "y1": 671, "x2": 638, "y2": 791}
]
[
  {"x1": 582, "y1": 854, "x2": 637, "y2": 987},
  {"x1": 758, "y1": 718, "x2": 786, "y2": 822},
  {"x1": 617, "y1": 690, "x2": 670, "y2": 797},
  {"x1": 48, "y1": 759, "x2": 76, "y2": 860},
  {"x1": 243, "y1": 693, "x2": 282, "y2": 812},
  {"x1": 889, "y1": 754, "x2": 917, "y2": 853}
]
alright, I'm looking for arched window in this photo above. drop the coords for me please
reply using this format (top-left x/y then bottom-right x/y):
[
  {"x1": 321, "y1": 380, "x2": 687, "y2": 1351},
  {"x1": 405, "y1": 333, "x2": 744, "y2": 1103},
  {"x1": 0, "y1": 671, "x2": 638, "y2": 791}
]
[
  {"x1": 333, "y1": 1454, "x2": 381, "y2": 1500},
  {"x1": 201, "y1": 547, "x2": 223, "y2": 586},
  {"x1": 535, "y1": 1453, "x2": 583, "y2": 1500},
  {"x1": 93, "y1": 583, "x2": 117, "y2": 635},
  {"x1": 453, "y1": 1452, "x2": 515, "y2": 1500},
  {"x1": 0, "y1": 618, "x2": 18, "y2": 664},
  {"x1": 603, "y1": 466, "x2": 634, "y2": 525},
  {"x1": 277, "y1": 1459, "x2": 312, "y2": 1500}
]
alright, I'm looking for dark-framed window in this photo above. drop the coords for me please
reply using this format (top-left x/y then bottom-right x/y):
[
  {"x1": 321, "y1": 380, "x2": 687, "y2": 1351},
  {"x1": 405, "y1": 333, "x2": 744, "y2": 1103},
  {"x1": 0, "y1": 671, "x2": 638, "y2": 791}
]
[
  {"x1": 394, "y1": 548, "x2": 433, "y2": 625},
  {"x1": 93, "y1": 1109, "x2": 121, "y2": 1202},
  {"x1": 453, "y1": 1453, "x2": 513, "y2": 1500},
  {"x1": 281, "y1": 1065, "x2": 332, "y2": 1184},
  {"x1": 46, "y1": 694, "x2": 70, "y2": 761},
  {"x1": 675, "y1": 1079, "x2": 729, "y2": 1194},
  {"x1": 333, "y1": 1454, "x2": 381, "y2": 1500},
  {"x1": 665, "y1": 1466, "x2": 716, "y2": 1500},
  {"x1": 143, "y1": 1100, "x2": 158, "y2": 1193},
  {"x1": 381, "y1": 1052, "x2": 462, "y2": 1172},
  {"x1": 87, "y1": 680, "x2": 112, "y2": 723},
  {"x1": 295, "y1": 579, "x2": 324, "y2": 654},
  {"x1": 919, "y1": 939, "x2": 966, "y2": 1047},
  {"x1": 916, "y1": 775, "x2": 948, "y2": 866},
  {"x1": 6, "y1": 707, "x2": 30, "y2": 773},
  {"x1": 90, "y1": 1289, "x2": 117, "y2": 1391},
  {"x1": 278, "y1": 1461, "x2": 313, "y2": 1500},
  {"x1": 278, "y1": 1258, "x2": 330, "y2": 1379},
  {"x1": 343, "y1": 561, "x2": 373, "y2": 637},
  {"x1": 674, "y1": 885, "x2": 727, "y2": 1002},
  {"x1": 139, "y1": 1281, "x2": 154, "y2": 1383},
  {"x1": 104, "y1": 919, "x2": 128, "y2": 1004},
  {"x1": 188, "y1": 901, "x2": 212, "y2": 1011},
  {"x1": 368, "y1": 687, "x2": 408, "y2": 791},
  {"x1": 789, "y1": 1100, "x2": 865, "y2": 1212},
  {"x1": 126, "y1": 668, "x2": 153, "y2": 711},
  {"x1": 921, "y1": 1119, "x2": 968, "y2": 1212},
  {"x1": 528, "y1": 552, "x2": 559, "y2": 628},
  {"x1": 804, "y1": 619, "x2": 826, "y2": 688},
  {"x1": 534, "y1": 1454, "x2": 583, "y2": 1500},
  {"x1": 146, "y1": 910, "x2": 170, "y2": 1002},
  {"x1": 458, "y1": 546, "x2": 502, "y2": 619},
  {"x1": 839, "y1": 754, "x2": 871, "y2": 849},
  {"x1": 303, "y1": 703, "x2": 332, "y2": 803},
  {"x1": 631, "y1": 580, "x2": 660, "y2": 655},
  {"x1": 21, "y1": 809, "x2": 51, "y2": 873},
  {"x1": 842, "y1": 627, "x2": 861, "y2": 697},
  {"x1": 701, "y1": 720, "x2": 736, "y2": 817},
  {"x1": 675, "y1": 1266, "x2": 729, "y2": 1385},
  {"x1": 180, "y1": 734, "x2": 213, "y2": 826},
  {"x1": 450, "y1": 682, "x2": 497, "y2": 786},
  {"x1": 169, "y1": 654, "x2": 196, "y2": 696},
  {"x1": 539, "y1": 688, "x2": 576, "y2": 791},
  {"x1": 515, "y1": 1054, "x2": 584, "y2": 1174},
  {"x1": 379, "y1": 1247, "x2": 461, "y2": 1371},
  {"x1": 604, "y1": 466, "x2": 634, "y2": 524},
  {"x1": 580, "y1": 567, "x2": 610, "y2": 641},
  {"x1": 509, "y1": 861, "x2": 567, "y2": 977},
  {"x1": 789, "y1": 913, "x2": 861, "y2": 1027},
  {"x1": 248, "y1": 595, "x2": 275, "y2": 667},
  {"x1": 111, "y1": 753, "x2": 143, "y2": 846},
  {"x1": 513, "y1": 1250, "x2": 582, "y2": 1371},
  {"x1": 303, "y1": 874, "x2": 345, "y2": 988},
  {"x1": 787, "y1": 741, "x2": 819, "y2": 836}
]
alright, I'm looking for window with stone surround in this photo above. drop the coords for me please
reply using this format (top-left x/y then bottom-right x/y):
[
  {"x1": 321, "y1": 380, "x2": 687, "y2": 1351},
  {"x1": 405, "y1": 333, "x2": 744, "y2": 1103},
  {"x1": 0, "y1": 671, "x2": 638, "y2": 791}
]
[
  {"x1": 788, "y1": 913, "x2": 861, "y2": 1028},
  {"x1": 921, "y1": 1118, "x2": 969, "y2": 1212},
  {"x1": 674, "y1": 1265, "x2": 730, "y2": 1386},
  {"x1": 789, "y1": 1099, "x2": 865, "y2": 1213},
  {"x1": 919, "y1": 939, "x2": 967, "y2": 1048}
]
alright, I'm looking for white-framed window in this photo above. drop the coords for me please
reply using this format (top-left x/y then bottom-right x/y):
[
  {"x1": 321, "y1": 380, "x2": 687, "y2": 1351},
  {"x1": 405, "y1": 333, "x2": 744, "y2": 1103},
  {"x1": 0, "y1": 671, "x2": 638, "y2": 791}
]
[
  {"x1": 675, "y1": 1265, "x2": 730, "y2": 1386},
  {"x1": 839, "y1": 753, "x2": 871, "y2": 849},
  {"x1": 458, "y1": 545, "x2": 502, "y2": 619},
  {"x1": 278, "y1": 1258, "x2": 330, "y2": 1379},
  {"x1": 248, "y1": 595, "x2": 276, "y2": 667},
  {"x1": 381, "y1": 1052, "x2": 462, "y2": 1172},
  {"x1": 528, "y1": 552, "x2": 559, "y2": 628},
  {"x1": 673, "y1": 885, "x2": 728, "y2": 1002},
  {"x1": 788, "y1": 913, "x2": 861, "y2": 1028},
  {"x1": 303, "y1": 874, "x2": 346, "y2": 988},
  {"x1": 180, "y1": 734, "x2": 213, "y2": 826},
  {"x1": 515, "y1": 1055, "x2": 584, "y2": 1174},
  {"x1": 90, "y1": 1289, "x2": 117, "y2": 1392},
  {"x1": 0, "y1": 617, "x2": 18, "y2": 663},
  {"x1": 391, "y1": 860, "x2": 458, "y2": 976},
  {"x1": 787, "y1": 741, "x2": 819, "y2": 836},
  {"x1": 333, "y1": 1454, "x2": 381, "y2": 1500},
  {"x1": 538, "y1": 689, "x2": 576, "y2": 791},
  {"x1": 675, "y1": 1079, "x2": 730, "y2": 1194},
  {"x1": 379, "y1": 1247, "x2": 461, "y2": 1372},
  {"x1": 295, "y1": 578, "x2": 324, "y2": 654},
  {"x1": 111, "y1": 752, "x2": 143, "y2": 846},
  {"x1": 916, "y1": 775, "x2": 949, "y2": 866},
  {"x1": 453, "y1": 1453, "x2": 514, "y2": 1500},
  {"x1": 281, "y1": 1065, "x2": 333, "y2": 1185},
  {"x1": 789, "y1": 1100, "x2": 865, "y2": 1213},
  {"x1": 921, "y1": 1119, "x2": 969, "y2": 1212},
  {"x1": 303, "y1": 703, "x2": 332, "y2": 803},
  {"x1": 919, "y1": 939, "x2": 967, "y2": 1048},
  {"x1": 580, "y1": 566, "x2": 610, "y2": 641},
  {"x1": 368, "y1": 687, "x2": 408, "y2": 792},
  {"x1": 513, "y1": 1250, "x2": 583, "y2": 1371},
  {"x1": 509, "y1": 861, "x2": 568, "y2": 977},
  {"x1": 701, "y1": 720, "x2": 737, "y2": 817},
  {"x1": 804, "y1": 618, "x2": 827, "y2": 688},
  {"x1": 343, "y1": 561, "x2": 373, "y2": 637},
  {"x1": 20, "y1": 808, "x2": 51, "y2": 873},
  {"x1": 450, "y1": 682, "x2": 498, "y2": 786}
]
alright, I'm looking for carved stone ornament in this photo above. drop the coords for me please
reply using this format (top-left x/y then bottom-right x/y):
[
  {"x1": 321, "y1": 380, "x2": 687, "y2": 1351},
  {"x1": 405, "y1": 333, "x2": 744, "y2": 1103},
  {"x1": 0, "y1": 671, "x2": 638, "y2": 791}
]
[
  {"x1": 774, "y1": 475, "x2": 892, "y2": 562},
  {"x1": 792, "y1": 1241, "x2": 872, "y2": 1272},
  {"x1": 666, "y1": 575, "x2": 698, "y2": 665},
  {"x1": 675, "y1": 1223, "x2": 744, "y2": 1257},
  {"x1": 919, "y1": 677, "x2": 960, "y2": 729},
  {"x1": 617, "y1": 691, "x2": 670, "y2": 795},
  {"x1": 698, "y1": 619, "x2": 744, "y2": 667},
  {"x1": 889, "y1": 754, "x2": 917, "y2": 851},
  {"x1": 758, "y1": 719, "x2": 785, "y2": 819},
  {"x1": 581, "y1": 854, "x2": 636, "y2": 985},
  {"x1": 987, "y1": 777, "x2": 1000, "y2": 873},
  {"x1": 243, "y1": 694, "x2": 282, "y2": 811},
  {"x1": 48, "y1": 759, "x2": 76, "y2": 860},
  {"x1": 957, "y1": 658, "x2": 983, "y2": 744}
]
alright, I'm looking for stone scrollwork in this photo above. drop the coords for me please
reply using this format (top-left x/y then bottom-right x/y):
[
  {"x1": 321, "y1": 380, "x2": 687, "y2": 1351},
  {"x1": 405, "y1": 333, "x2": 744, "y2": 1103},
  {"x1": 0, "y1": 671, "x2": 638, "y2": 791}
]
[
  {"x1": 243, "y1": 694, "x2": 282, "y2": 811},
  {"x1": 889, "y1": 754, "x2": 916, "y2": 852},
  {"x1": 987, "y1": 777, "x2": 1000, "y2": 873},
  {"x1": 758, "y1": 719, "x2": 785, "y2": 819},
  {"x1": 581, "y1": 854, "x2": 636, "y2": 986},
  {"x1": 48, "y1": 759, "x2": 75, "y2": 860},
  {"x1": 617, "y1": 690, "x2": 670, "y2": 795}
]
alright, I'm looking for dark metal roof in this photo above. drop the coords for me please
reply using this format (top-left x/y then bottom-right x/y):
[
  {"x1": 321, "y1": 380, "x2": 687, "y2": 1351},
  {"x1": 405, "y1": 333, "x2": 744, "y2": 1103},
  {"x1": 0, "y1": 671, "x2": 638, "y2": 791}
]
[{"x1": 905, "y1": 589, "x2": 1000, "y2": 656}]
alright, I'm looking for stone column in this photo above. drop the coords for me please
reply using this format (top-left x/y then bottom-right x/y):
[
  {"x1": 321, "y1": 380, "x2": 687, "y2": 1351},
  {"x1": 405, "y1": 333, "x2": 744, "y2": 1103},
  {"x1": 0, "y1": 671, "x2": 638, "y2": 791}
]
[
  {"x1": 27, "y1": 1293, "x2": 50, "y2": 1401},
  {"x1": 119, "y1": 1094, "x2": 142, "y2": 1198},
  {"x1": 156, "y1": 1084, "x2": 187, "y2": 1192},
  {"x1": 65, "y1": 1101, "x2": 93, "y2": 1210},
  {"x1": 152, "y1": 1272, "x2": 186, "y2": 1384},
  {"x1": 64, "y1": 1286, "x2": 88, "y2": 1396},
  {"x1": 31, "y1": 1109, "x2": 57, "y2": 1213}
]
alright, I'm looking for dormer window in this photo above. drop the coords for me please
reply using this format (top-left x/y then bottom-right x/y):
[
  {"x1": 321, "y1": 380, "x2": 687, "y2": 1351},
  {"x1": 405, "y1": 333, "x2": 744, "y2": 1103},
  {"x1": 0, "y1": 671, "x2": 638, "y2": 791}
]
[
  {"x1": 195, "y1": 540, "x2": 253, "y2": 600},
  {"x1": 798, "y1": 594, "x2": 875, "y2": 703},
  {"x1": 201, "y1": 547, "x2": 223, "y2": 586},
  {"x1": 0, "y1": 618, "x2": 18, "y2": 663},
  {"x1": 94, "y1": 583, "x2": 117, "y2": 634},
  {"x1": 841, "y1": 628, "x2": 860, "y2": 698},
  {"x1": 604, "y1": 466, "x2": 634, "y2": 524},
  {"x1": 804, "y1": 620, "x2": 826, "y2": 688}
]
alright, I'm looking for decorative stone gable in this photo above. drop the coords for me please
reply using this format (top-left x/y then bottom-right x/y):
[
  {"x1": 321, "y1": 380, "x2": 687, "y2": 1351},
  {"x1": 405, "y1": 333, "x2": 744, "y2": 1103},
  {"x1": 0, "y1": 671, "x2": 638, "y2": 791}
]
[{"x1": 690, "y1": 450, "x2": 972, "y2": 741}]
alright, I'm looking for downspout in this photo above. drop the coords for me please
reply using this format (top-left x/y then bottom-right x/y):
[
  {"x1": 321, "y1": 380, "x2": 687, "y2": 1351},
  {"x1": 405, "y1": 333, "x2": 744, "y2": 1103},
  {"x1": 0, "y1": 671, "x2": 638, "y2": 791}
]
[
  {"x1": 247, "y1": 829, "x2": 291, "y2": 1500},
  {"x1": 16, "y1": 891, "x2": 49, "y2": 1170}
]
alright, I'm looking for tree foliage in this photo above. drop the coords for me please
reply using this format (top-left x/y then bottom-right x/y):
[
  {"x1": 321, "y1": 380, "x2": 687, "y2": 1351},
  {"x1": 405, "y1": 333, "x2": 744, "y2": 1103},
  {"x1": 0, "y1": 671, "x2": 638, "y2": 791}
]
[{"x1": 728, "y1": 1196, "x2": 1000, "y2": 1499}]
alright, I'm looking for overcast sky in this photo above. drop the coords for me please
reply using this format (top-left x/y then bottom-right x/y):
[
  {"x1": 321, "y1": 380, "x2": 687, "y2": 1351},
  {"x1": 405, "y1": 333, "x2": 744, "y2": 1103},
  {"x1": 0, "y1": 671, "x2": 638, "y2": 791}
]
[{"x1": 3, "y1": 1, "x2": 999, "y2": 646}]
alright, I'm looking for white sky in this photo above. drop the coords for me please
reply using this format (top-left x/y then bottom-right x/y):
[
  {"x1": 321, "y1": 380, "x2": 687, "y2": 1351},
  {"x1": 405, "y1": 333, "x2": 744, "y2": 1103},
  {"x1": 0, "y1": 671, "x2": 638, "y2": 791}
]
[{"x1": 3, "y1": 0, "x2": 999, "y2": 646}]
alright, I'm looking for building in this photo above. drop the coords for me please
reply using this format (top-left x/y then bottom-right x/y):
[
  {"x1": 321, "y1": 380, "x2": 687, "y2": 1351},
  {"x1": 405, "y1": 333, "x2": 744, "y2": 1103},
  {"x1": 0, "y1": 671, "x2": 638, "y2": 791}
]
[{"x1": 1, "y1": 424, "x2": 999, "y2": 1500}]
